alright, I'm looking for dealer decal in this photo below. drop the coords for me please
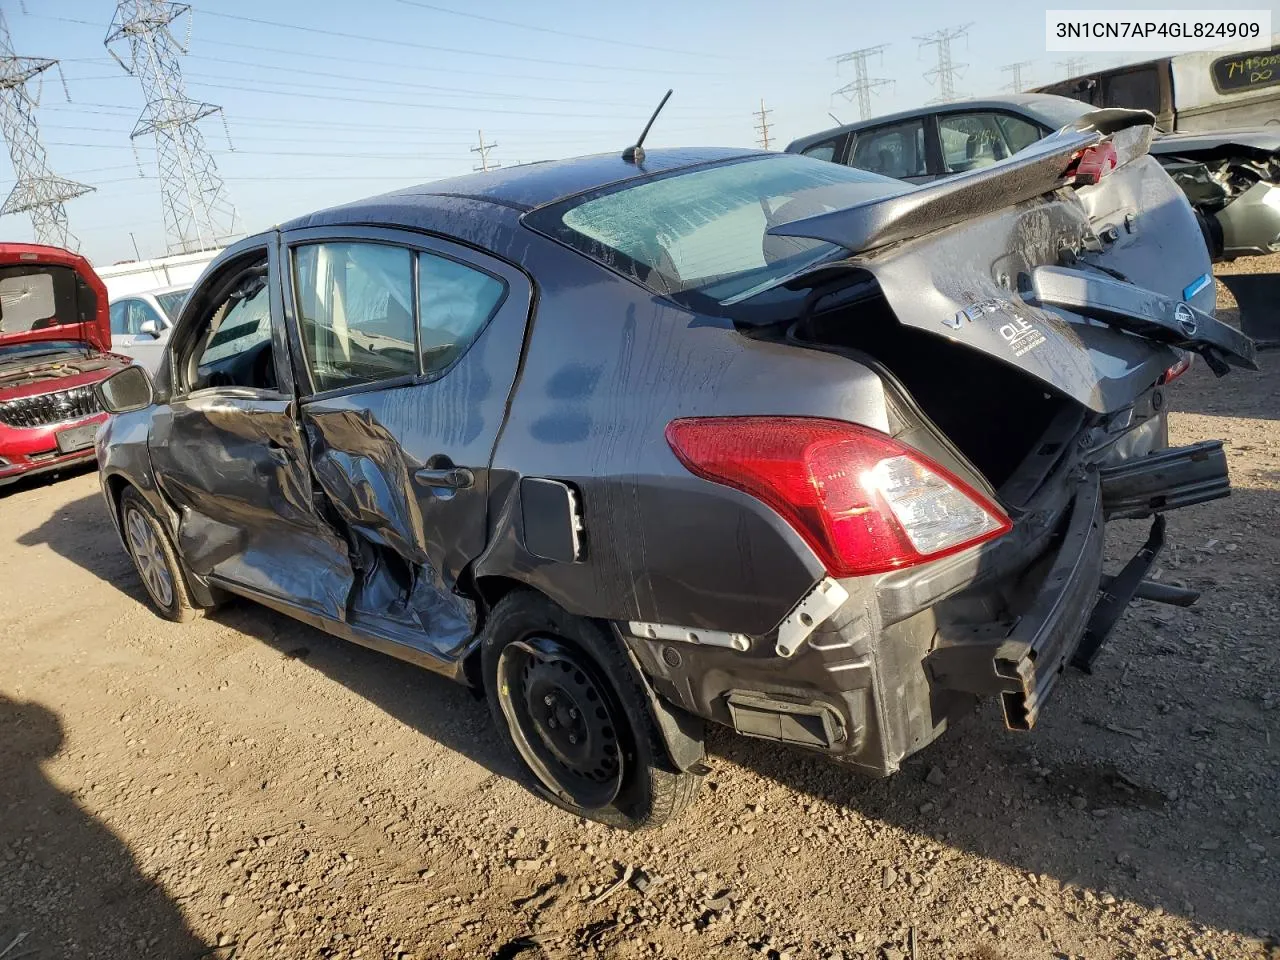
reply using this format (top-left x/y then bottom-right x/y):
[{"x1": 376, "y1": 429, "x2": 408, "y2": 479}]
[
  {"x1": 998, "y1": 314, "x2": 1046, "y2": 357},
  {"x1": 944, "y1": 297, "x2": 1046, "y2": 356}
]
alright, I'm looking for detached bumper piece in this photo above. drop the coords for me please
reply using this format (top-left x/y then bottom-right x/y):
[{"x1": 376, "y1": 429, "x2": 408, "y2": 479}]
[{"x1": 929, "y1": 439, "x2": 1230, "y2": 731}]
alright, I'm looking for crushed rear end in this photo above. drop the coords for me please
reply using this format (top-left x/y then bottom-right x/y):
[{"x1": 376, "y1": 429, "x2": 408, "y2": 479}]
[{"x1": 644, "y1": 114, "x2": 1254, "y2": 773}]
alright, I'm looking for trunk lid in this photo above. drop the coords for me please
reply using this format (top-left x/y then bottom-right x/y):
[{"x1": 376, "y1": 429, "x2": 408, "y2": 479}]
[
  {"x1": 0, "y1": 243, "x2": 112, "y2": 355},
  {"x1": 768, "y1": 118, "x2": 1256, "y2": 413}
]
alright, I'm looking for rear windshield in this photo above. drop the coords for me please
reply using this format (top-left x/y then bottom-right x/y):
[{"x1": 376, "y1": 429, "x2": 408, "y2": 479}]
[
  {"x1": 0, "y1": 264, "x2": 97, "y2": 334},
  {"x1": 527, "y1": 155, "x2": 909, "y2": 304}
]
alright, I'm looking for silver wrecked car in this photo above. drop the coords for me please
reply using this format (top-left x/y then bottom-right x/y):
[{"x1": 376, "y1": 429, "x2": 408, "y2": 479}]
[{"x1": 787, "y1": 92, "x2": 1280, "y2": 262}]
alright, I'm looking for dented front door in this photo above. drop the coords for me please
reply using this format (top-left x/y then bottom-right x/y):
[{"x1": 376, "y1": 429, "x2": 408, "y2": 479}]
[
  {"x1": 280, "y1": 227, "x2": 532, "y2": 660},
  {"x1": 148, "y1": 241, "x2": 354, "y2": 620}
]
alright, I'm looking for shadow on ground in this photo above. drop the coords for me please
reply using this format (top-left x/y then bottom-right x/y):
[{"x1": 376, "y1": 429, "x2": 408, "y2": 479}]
[{"x1": 0, "y1": 694, "x2": 209, "y2": 959}]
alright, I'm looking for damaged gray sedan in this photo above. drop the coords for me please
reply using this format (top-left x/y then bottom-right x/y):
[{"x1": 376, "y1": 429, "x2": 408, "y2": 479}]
[{"x1": 93, "y1": 119, "x2": 1255, "y2": 829}]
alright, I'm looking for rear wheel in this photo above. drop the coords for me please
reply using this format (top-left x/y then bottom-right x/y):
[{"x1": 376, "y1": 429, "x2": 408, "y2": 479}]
[
  {"x1": 119, "y1": 486, "x2": 202, "y2": 623},
  {"x1": 481, "y1": 591, "x2": 703, "y2": 829}
]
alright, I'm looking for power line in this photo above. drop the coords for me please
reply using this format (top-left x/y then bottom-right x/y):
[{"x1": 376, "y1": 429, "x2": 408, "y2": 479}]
[
  {"x1": 1001, "y1": 60, "x2": 1035, "y2": 92},
  {"x1": 0, "y1": 10, "x2": 94, "y2": 249},
  {"x1": 195, "y1": 8, "x2": 735, "y2": 78},
  {"x1": 916, "y1": 24, "x2": 973, "y2": 104},
  {"x1": 471, "y1": 130, "x2": 498, "y2": 173},
  {"x1": 753, "y1": 99, "x2": 772, "y2": 150},
  {"x1": 393, "y1": 0, "x2": 741, "y2": 60},
  {"x1": 831, "y1": 45, "x2": 892, "y2": 121},
  {"x1": 1057, "y1": 57, "x2": 1089, "y2": 79},
  {"x1": 106, "y1": 0, "x2": 238, "y2": 255}
]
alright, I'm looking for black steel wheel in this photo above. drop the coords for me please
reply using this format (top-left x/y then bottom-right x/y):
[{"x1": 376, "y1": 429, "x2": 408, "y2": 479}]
[
  {"x1": 496, "y1": 636, "x2": 625, "y2": 810},
  {"x1": 480, "y1": 590, "x2": 704, "y2": 830}
]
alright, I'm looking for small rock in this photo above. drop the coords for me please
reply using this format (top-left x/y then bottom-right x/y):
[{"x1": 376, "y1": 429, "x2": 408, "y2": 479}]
[
  {"x1": 511, "y1": 858, "x2": 540, "y2": 874},
  {"x1": 631, "y1": 869, "x2": 653, "y2": 895},
  {"x1": 882, "y1": 866, "x2": 898, "y2": 889},
  {"x1": 220, "y1": 893, "x2": 235, "y2": 907},
  {"x1": 1070, "y1": 796, "x2": 1088, "y2": 811},
  {"x1": 925, "y1": 766, "x2": 946, "y2": 787}
]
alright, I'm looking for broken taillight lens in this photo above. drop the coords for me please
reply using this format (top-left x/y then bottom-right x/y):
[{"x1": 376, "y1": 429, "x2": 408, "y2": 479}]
[
  {"x1": 1161, "y1": 353, "x2": 1193, "y2": 384},
  {"x1": 1068, "y1": 141, "x2": 1118, "y2": 185},
  {"x1": 665, "y1": 417, "x2": 1012, "y2": 578}
]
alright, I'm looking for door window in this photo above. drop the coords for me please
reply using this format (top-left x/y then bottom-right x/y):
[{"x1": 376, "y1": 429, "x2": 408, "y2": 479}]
[
  {"x1": 292, "y1": 242, "x2": 417, "y2": 392},
  {"x1": 109, "y1": 300, "x2": 130, "y2": 335},
  {"x1": 128, "y1": 299, "x2": 164, "y2": 334},
  {"x1": 1101, "y1": 67, "x2": 1162, "y2": 114},
  {"x1": 938, "y1": 112, "x2": 1041, "y2": 173},
  {"x1": 799, "y1": 136, "x2": 844, "y2": 163},
  {"x1": 848, "y1": 120, "x2": 927, "y2": 179},
  {"x1": 181, "y1": 258, "x2": 277, "y2": 392},
  {"x1": 417, "y1": 253, "x2": 506, "y2": 376}
]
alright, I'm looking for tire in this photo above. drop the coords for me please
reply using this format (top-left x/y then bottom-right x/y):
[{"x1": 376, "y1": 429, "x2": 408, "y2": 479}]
[
  {"x1": 118, "y1": 486, "x2": 203, "y2": 624},
  {"x1": 480, "y1": 590, "x2": 703, "y2": 830}
]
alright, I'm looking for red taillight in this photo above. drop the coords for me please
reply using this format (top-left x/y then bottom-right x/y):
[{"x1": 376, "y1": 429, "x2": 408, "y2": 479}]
[
  {"x1": 1068, "y1": 141, "x2": 1117, "y2": 185},
  {"x1": 665, "y1": 417, "x2": 1012, "y2": 578},
  {"x1": 1161, "y1": 353, "x2": 1193, "y2": 384}
]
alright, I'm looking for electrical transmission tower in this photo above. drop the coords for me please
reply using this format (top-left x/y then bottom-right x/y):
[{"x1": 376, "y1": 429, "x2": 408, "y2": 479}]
[
  {"x1": 831, "y1": 45, "x2": 892, "y2": 121},
  {"x1": 471, "y1": 130, "x2": 499, "y2": 172},
  {"x1": 1002, "y1": 60, "x2": 1034, "y2": 92},
  {"x1": 0, "y1": 11, "x2": 93, "y2": 250},
  {"x1": 916, "y1": 24, "x2": 973, "y2": 104},
  {"x1": 105, "y1": 1, "x2": 237, "y2": 255},
  {"x1": 1057, "y1": 57, "x2": 1089, "y2": 78},
  {"x1": 753, "y1": 99, "x2": 772, "y2": 149}
]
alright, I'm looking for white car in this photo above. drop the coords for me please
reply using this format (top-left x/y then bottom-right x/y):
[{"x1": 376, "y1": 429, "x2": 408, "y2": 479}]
[{"x1": 108, "y1": 285, "x2": 189, "y2": 371}]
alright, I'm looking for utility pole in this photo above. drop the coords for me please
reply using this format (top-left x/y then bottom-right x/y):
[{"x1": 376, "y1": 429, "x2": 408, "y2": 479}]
[
  {"x1": 0, "y1": 11, "x2": 93, "y2": 250},
  {"x1": 471, "y1": 130, "x2": 499, "y2": 172},
  {"x1": 105, "y1": 1, "x2": 237, "y2": 255},
  {"x1": 1002, "y1": 60, "x2": 1035, "y2": 92},
  {"x1": 1057, "y1": 57, "x2": 1089, "y2": 78},
  {"x1": 916, "y1": 24, "x2": 973, "y2": 104},
  {"x1": 753, "y1": 99, "x2": 772, "y2": 150},
  {"x1": 831, "y1": 45, "x2": 892, "y2": 121}
]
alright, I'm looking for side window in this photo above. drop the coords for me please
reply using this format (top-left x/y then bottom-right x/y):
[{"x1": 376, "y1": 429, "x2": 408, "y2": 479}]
[
  {"x1": 417, "y1": 253, "x2": 506, "y2": 377},
  {"x1": 128, "y1": 299, "x2": 164, "y2": 333},
  {"x1": 1101, "y1": 66, "x2": 1161, "y2": 114},
  {"x1": 185, "y1": 260, "x2": 276, "y2": 392},
  {"x1": 109, "y1": 300, "x2": 130, "y2": 336},
  {"x1": 848, "y1": 120, "x2": 927, "y2": 179},
  {"x1": 292, "y1": 242, "x2": 416, "y2": 393},
  {"x1": 938, "y1": 113, "x2": 1018, "y2": 173},
  {"x1": 994, "y1": 114, "x2": 1044, "y2": 154},
  {"x1": 799, "y1": 136, "x2": 843, "y2": 163}
]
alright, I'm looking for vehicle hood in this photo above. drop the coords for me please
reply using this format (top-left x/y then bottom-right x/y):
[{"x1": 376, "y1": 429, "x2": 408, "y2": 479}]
[
  {"x1": 1151, "y1": 128, "x2": 1280, "y2": 158},
  {"x1": 0, "y1": 243, "x2": 112, "y2": 352}
]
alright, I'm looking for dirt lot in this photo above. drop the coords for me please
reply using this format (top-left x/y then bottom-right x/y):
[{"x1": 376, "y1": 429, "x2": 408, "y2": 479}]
[{"x1": 1, "y1": 272, "x2": 1278, "y2": 960}]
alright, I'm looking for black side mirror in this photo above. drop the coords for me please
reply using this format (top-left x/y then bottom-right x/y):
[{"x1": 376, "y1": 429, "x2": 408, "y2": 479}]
[{"x1": 95, "y1": 365, "x2": 154, "y2": 415}]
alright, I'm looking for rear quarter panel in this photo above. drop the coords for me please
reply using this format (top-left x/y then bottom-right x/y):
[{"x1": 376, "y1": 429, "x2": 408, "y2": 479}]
[{"x1": 478, "y1": 235, "x2": 892, "y2": 636}]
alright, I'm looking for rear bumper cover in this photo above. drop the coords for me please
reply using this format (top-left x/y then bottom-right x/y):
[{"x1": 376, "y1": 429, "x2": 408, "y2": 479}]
[{"x1": 622, "y1": 438, "x2": 1229, "y2": 776}]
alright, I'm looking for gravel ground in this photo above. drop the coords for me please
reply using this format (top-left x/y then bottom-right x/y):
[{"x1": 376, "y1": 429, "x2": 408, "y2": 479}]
[{"x1": 1, "y1": 266, "x2": 1277, "y2": 960}]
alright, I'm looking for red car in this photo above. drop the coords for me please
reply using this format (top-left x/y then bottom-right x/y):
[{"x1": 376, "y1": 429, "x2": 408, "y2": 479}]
[{"x1": 0, "y1": 243, "x2": 130, "y2": 488}]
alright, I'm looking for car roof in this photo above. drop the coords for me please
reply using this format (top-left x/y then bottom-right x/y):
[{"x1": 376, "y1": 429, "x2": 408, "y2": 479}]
[
  {"x1": 280, "y1": 147, "x2": 764, "y2": 230},
  {"x1": 784, "y1": 94, "x2": 1089, "y2": 153},
  {"x1": 110, "y1": 283, "x2": 190, "y2": 302}
]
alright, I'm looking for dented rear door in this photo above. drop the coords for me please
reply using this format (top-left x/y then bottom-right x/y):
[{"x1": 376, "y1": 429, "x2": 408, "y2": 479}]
[{"x1": 280, "y1": 226, "x2": 532, "y2": 660}]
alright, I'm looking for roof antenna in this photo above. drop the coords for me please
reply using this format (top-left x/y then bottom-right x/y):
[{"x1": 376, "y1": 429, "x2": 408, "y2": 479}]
[{"x1": 623, "y1": 89, "x2": 673, "y2": 165}]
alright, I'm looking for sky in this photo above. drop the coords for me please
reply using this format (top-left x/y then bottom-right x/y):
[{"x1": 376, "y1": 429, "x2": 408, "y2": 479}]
[{"x1": 4, "y1": 0, "x2": 1279, "y2": 267}]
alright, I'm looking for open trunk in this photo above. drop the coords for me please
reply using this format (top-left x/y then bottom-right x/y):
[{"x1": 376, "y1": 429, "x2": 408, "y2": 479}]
[{"x1": 749, "y1": 116, "x2": 1257, "y2": 495}]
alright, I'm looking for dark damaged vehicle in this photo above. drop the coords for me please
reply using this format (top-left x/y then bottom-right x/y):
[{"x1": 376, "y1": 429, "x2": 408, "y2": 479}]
[
  {"x1": 94, "y1": 117, "x2": 1256, "y2": 828},
  {"x1": 0, "y1": 243, "x2": 127, "y2": 488},
  {"x1": 786, "y1": 93, "x2": 1280, "y2": 262}
]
